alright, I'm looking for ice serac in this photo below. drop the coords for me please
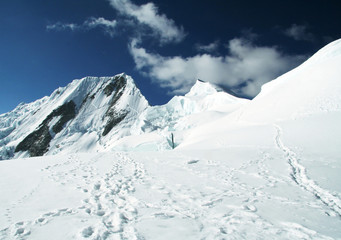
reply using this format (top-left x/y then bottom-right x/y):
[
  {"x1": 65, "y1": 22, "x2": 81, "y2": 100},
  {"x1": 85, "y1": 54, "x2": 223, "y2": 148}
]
[
  {"x1": 0, "y1": 74, "x2": 249, "y2": 159},
  {"x1": 0, "y1": 73, "x2": 149, "y2": 159},
  {"x1": 236, "y1": 39, "x2": 341, "y2": 123},
  {"x1": 136, "y1": 79, "x2": 248, "y2": 132},
  {"x1": 112, "y1": 80, "x2": 249, "y2": 151}
]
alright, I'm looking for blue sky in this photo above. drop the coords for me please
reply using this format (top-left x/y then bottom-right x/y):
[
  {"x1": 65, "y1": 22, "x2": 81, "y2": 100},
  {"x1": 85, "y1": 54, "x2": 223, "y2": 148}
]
[{"x1": 0, "y1": 0, "x2": 340, "y2": 114}]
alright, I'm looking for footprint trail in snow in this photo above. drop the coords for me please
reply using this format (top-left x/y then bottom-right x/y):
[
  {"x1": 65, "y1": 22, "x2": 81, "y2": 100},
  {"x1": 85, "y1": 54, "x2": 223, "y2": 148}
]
[
  {"x1": 274, "y1": 124, "x2": 341, "y2": 218},
  {"x1": 0, "y1": 148, "x2": 339, "y2": 239}
]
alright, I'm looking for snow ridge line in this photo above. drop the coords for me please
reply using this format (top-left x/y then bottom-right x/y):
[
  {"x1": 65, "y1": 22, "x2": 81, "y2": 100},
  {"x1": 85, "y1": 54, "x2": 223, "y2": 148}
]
[{"x1": 274, "y1": 124, "x2": 341, "y2": 218}]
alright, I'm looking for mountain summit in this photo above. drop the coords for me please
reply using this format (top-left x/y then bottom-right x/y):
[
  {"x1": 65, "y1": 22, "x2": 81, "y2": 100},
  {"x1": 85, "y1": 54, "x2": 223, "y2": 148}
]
[
  {"x1": 0, "y1": 74, "x2": 247, "y2": 159},
  {"x1": 0, "y1": 40, "x2": 341, "y2": 239},
  {"x1": 1, "y1": 39, "x2": 341, "y2": 160},
  {"x1": 0, "y1": 74, "x2": 149, "y2": 159}
]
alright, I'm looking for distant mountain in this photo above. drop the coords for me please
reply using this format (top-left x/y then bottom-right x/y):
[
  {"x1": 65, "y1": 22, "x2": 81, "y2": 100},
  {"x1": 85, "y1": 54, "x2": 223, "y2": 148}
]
[
  {"x1": 0, "y1": 74, "x2": 148, "y2": 159},
  {"x1": 1, "y1": 40, "x2": 340, "y2": 240},
  {"x1": 0, "y1": 74, "x2": 247, "y2": 160},
  {"x1": 170, "y1": 39, "x2": 341, "y2": 149},
  {"x1": 1, "y1": 39, "x2": 340, "y2": 160},
  {"x1": 116, "y1": 80, "x2": 249, "y2": 151}
]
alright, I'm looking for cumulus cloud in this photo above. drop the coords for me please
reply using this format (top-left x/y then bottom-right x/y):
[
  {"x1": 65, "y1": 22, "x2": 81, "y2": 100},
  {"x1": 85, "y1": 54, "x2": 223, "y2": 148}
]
[
  {"x1": 284, "y1": 24, "x2": 315, "y2": 42},
  {"x1": 129, "y1": 38, "x2": 307, "y2": 97},
  {"x1": 47, "y1": 17, "x2": 117, "y2": 37},
  {"x1": 108, "y1": 0, "x2": 186, "y2": 43}
]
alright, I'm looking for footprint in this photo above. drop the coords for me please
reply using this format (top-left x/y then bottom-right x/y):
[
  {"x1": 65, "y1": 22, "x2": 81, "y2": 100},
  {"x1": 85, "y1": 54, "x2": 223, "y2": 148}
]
[
  {"x1": 154, "y1": 213, "x2": 175, "y2": 219},
  {"x1": 97, "y1": 210, "x2": 106, "y2": 217},
  {"x1": 120, "y1": 212, "x2": 133, "y2": 222},
  {"x1": 243, "y1": 204, "x2": 257, "y2": 212},
  {"x1": 14, "y1": 227, "x2": 30, "y2": 237},
  {"x1": 82, "y1": 226, "x2": 94, "y2": 238},
  {"x1": 94, "y1": 183, "x2": 101, "y2": 190},
  {"x1": 220, "y1": 227, "x2": 228, "y2": 234},
  {"x1": 43, "y1": 212, "x2": 54, "y2": 217},
  {"x1": 36, "y1": 218, "x2": 45, "y2": 223},
  {"x1": 15, "y1": 228, "x2": 25, "y2": 235},
  {"x1": 187, "y1": 160, "x2": 199, "y2": 164}
]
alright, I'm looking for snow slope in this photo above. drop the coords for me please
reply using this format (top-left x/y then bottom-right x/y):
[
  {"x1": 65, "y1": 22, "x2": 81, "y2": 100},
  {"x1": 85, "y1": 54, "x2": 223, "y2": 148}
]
[
  {"x1": 181, "y1": 38, "x2": 341, "y2": 148},
  {"x1": 0, "y1": 74, "x2": 149, "y2": 159},
  {"x1": 0, "y1": 77, "x2": 247, "y2": 158},
  {"x1": 112, "y1": 80, "x2": 248, "y2": 151},
  {"x1": 0, "y1": 39, "x2": 341, "y2": 239},
  {"x1": 236, "y1": 38, "x2": 341, "y2": 123},
  {"x1": 0, "y1": 147, "x2": 340, "y2": 239}
]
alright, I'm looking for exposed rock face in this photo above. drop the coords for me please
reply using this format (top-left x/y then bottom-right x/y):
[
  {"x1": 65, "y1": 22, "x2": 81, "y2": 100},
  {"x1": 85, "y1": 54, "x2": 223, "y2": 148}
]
[
  {"x1": 15, "y1": 101, "x2": 76, "y2": 157},
  {"x1": 103, "y1": 76, "x2": 127, "y2": 136},
  {"x1": 1, "y1": 72, "x2": 249, "y2": 159},
  {"x1": 102, "y1": 111, "x2": 128, "y2": 136},
  {"x1": 48, "y1": 101, "x2": 76, "y2": 134},
  {"x1": 1, "y1": 73, "x2": 149, "y2": 159},
  {"x1": 15, "y1": 124, "x2": 52, "y2": 157}
]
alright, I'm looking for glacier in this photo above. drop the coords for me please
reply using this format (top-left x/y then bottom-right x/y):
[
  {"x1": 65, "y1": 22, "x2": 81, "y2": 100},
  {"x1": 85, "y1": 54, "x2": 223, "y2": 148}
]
[
  {"x1": 0, "y1": 39, "x2": 340, "y2": 239},
  {"x1": 0, "y1": 73, "x2": 248, "y2": 158}
]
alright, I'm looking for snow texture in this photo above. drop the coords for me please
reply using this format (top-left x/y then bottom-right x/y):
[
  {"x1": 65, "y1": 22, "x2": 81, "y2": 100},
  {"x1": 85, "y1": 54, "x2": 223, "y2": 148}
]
[{"x1": 0, "y1": 39, "x2": 341, "y2": 239}]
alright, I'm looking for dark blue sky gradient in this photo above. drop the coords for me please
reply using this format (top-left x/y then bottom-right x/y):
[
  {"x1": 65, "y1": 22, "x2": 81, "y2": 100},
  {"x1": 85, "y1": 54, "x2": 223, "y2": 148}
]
[{"x1": 0, "y1": 0, "x2": 340, "y2": 113}]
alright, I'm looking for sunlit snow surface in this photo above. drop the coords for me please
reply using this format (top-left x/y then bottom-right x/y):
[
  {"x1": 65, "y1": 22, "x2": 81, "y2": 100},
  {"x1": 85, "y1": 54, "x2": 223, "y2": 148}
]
[
  {"x1": 0, "y1": 121, "x2": 340, "y2": 239},
  {"x1": 0, "y1": 39, "x2": 341, "y2": 239}
]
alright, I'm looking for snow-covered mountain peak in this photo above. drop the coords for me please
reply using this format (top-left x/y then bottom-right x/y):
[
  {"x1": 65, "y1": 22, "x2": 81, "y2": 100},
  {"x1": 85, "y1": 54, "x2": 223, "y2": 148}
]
[
  {"x1": 0, "y1": 73, "x2": 150, "y2": 159},
  {"x1": 50, "y1": 73, "x2": 134, "y2": 108},
  {"x1": 1, "y1": 72, "x2": 249, "y2": 158},
  {"x1": 185, "y1": 79, "x2": 222, "y2": 98},
  {"x1": 2, "y1": 39, "x2": 340, "y2": 159},
  {"x1": 1, "y1": 41, "x2": 341, "y2": 240}
]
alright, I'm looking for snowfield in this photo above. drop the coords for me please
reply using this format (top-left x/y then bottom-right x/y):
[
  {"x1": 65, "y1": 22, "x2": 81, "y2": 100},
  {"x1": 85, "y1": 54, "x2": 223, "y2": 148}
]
[
  {"x1": 0, "y1": 39, "x2": 341, "y2": 239},
  {"x1": 0, "y1": 123, "x2": 340, "y2": 239}
]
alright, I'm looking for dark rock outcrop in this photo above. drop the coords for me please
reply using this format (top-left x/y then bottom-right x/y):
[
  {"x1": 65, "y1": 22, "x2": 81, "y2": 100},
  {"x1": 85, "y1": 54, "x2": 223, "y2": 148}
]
[
  {"x1": 102, "y1": 76, "x2": 128, "y2": 136},
  {"x1": 15, "y1": 101, "x2": 76, "y2": 157}
]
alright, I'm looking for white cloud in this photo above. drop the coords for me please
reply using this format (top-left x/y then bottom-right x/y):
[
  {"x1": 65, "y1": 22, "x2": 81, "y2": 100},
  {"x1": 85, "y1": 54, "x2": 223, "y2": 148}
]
[
  {"x1": 47, "y1": 17, "x2": 117, "y2": 37},
  {"x1": 195, "y1": 41, "x2": 219, "y2": 53},
  {"x1": 84, "y1": 17, "x2": 117, "y2": 36},
  {"x1": 284, "y1": 24, "x2": 315, "y2": 42},
  {"x1": 108, "y1": 0, "x2": 186, "y2": 43},
  {"x1": 46, "y1": 22, "x2": 79, "y2": 31},
  {"x1": 129, "y1": 38, "x2": 307, "y2": 97},
  {"x1": 47, "y1": 1, "x2": 185, "y2": 43}
]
